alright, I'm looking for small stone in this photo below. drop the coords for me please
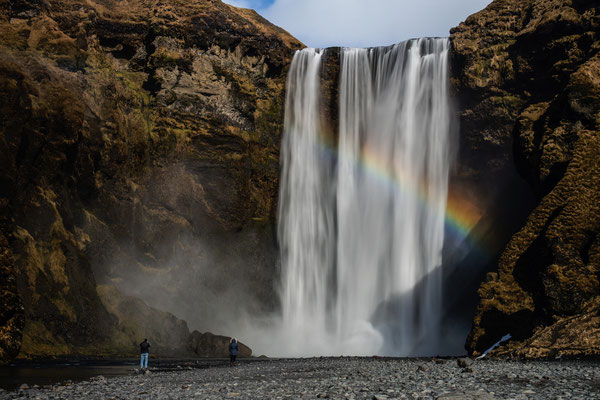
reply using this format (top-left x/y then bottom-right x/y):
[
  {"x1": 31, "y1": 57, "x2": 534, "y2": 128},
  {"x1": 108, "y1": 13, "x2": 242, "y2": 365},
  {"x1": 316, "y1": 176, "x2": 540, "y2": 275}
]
[
  {"x1": 19, "y1": 383, "x2": 29, "y2": 391},
  {"x1": 457, "y1": 358, "x2": 473, "y2": 368},
  {"x1": 91, "y1": 375, "x2": 107, "y2": 383}
]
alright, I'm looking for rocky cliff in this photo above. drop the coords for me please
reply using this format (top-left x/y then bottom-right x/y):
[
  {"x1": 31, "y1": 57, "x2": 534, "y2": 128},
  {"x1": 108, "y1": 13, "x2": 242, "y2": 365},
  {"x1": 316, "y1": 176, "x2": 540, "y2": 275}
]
[
  {"x1": 0, "y1": 0, "x2": 301, "y2": 362},
  {"x1": 451, "y1": 0, "x2": 600, "y2": 358},
  {"x1": 3, "y1": 0, "x2": 598, "y2": 363}
]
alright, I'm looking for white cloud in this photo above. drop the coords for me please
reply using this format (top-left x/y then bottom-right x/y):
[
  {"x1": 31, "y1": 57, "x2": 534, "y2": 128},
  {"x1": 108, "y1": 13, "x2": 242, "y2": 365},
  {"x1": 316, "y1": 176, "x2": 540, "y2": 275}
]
[
  {"x1": 223, "y1": 0, "x2": 254, "y2": 8},
  {"x1": 257, "y1": 0, "x2": 492, "y2": 48}
]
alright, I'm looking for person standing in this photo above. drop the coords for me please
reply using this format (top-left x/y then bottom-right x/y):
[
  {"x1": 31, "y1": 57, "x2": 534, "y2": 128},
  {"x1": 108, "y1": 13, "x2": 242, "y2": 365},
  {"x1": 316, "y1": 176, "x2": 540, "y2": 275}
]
[
  {"x1": 140, "y1": 338, "x2": 150, "y2": 370},
  {"x1": 229, "y1": 338, "x2": 238, "y2": 367}
]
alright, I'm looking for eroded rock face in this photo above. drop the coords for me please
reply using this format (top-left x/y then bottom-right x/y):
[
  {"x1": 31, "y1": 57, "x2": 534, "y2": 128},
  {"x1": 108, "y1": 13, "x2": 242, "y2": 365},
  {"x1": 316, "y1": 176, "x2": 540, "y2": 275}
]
[
  {"x1": 95, "y1": 285, "x2": 193, "y2": 357},
  {"x1": 0, "y1": 0, "x2": 301, "y2": 361},
  {"x1": 451, "y1": 0, "x2": 600, "y2": 357}
]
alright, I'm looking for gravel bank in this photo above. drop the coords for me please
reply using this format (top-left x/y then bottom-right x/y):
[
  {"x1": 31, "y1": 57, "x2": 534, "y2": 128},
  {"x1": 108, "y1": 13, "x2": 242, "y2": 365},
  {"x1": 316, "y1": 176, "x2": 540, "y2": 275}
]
[{"x1": 1, "y1": 357, "x2": 599, "y2": 399}]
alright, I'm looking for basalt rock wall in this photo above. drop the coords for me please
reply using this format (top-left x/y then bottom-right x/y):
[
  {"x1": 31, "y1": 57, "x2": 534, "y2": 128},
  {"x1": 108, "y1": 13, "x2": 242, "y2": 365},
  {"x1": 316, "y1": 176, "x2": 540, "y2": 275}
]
[
  {"x1": 0, "y1": 0, "x2": 301, "y2": 362},
  {"x1": 451, "y1": 0, "x2": 600, "y2": 358}
]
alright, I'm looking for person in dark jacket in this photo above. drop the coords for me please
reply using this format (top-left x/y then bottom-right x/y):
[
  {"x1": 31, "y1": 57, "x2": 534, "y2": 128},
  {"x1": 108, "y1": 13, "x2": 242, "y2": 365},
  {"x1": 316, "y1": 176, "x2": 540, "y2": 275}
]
[
  {"x1": 229, "y1": 338, "x2": 238, "y2": 366},
  {"x1": 140, "y1": 338, "x2": 150, "y2": 369}
]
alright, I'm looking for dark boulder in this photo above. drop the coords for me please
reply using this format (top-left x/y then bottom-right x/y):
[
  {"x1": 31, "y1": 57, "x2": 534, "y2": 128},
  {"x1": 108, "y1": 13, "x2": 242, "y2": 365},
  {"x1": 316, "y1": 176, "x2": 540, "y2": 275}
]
[{"x1": 189, "y1": 330, "x2": 252, "y2": 358}]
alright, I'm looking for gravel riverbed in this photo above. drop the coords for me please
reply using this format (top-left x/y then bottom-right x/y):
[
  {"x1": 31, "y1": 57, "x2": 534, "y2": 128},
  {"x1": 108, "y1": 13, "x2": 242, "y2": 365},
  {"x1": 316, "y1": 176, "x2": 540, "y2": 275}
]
[{"x1": 1, "y1": 357, "x2": 599, "y2": 399}]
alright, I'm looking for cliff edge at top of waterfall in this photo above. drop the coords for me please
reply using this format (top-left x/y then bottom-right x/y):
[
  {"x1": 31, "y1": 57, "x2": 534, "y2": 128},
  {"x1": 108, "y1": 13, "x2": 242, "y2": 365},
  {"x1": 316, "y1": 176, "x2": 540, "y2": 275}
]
[
  {"x1": 0, "y1": 0, "x2": 300, "y2": 363},
  {"x1": 450, "y1": 0, "x2": 600, "y2": 359}
]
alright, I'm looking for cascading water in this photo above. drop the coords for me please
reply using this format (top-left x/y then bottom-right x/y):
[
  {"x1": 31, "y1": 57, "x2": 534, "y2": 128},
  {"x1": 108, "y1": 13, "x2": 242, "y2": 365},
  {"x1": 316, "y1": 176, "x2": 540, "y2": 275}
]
[
  {"x1": 277, "y1": 38, "x2": 453, "y2": 356},
  {"x1": 277, "y1": 48, "x2": 337, "y2": 353}
]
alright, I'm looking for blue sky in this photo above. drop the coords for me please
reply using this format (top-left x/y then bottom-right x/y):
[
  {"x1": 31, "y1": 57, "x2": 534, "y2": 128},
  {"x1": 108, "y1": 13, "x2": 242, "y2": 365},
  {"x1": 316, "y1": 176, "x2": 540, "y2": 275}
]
[{"x1": 223, "y1": 0, "x2": 492, "y2": 48}]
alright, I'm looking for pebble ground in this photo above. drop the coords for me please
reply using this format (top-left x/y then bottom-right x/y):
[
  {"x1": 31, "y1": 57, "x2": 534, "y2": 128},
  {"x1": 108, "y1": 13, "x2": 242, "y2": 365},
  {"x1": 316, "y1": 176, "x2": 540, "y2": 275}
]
[{"x1": 1, "y1": 357, "x2": 599, "y2": 399}]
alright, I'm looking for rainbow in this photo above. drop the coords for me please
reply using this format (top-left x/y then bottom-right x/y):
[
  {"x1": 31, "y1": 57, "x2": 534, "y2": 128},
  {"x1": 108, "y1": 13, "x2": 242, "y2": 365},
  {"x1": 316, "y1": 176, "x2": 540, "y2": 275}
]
[{"x1": 312, "y1": 131, "x2": 483, "y2": 246}]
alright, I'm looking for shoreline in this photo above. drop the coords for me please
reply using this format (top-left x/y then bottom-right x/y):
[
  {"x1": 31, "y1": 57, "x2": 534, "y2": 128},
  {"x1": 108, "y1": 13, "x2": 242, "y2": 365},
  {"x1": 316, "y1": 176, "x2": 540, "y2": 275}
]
[
  {"x1": 1, "y1": 357, "x2": 599, "y2": 399},
  {"x1": 4, "y1": 352, "x2": 600, "y2": 367}
]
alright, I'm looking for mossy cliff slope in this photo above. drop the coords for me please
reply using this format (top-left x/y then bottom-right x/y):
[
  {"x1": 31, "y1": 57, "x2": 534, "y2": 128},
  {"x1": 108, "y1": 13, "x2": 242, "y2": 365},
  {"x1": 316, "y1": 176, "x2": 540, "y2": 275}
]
[
  {"x1": 451, "y1": 0, "x2": 600, "y2": 358},
  {"x1": 0, "y1": 0, "x2": 301, "y2": 362}
]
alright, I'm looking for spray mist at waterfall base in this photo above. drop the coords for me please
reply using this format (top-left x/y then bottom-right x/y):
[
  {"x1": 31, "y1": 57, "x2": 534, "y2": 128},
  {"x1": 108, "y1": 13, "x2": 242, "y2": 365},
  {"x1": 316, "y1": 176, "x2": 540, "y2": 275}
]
[
  {"x1": 235, "y1": 282, "x2": 471, "y2": 357},
  {"x1": 235, "y1": 312, "x2": 385, "y2": 357}
]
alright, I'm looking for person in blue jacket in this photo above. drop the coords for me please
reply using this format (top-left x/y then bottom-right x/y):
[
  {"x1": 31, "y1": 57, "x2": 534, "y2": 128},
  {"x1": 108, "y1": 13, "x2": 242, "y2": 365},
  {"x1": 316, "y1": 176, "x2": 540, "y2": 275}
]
[{"x1": 229, "y1": 338, "x2": 238, "y2": 366}]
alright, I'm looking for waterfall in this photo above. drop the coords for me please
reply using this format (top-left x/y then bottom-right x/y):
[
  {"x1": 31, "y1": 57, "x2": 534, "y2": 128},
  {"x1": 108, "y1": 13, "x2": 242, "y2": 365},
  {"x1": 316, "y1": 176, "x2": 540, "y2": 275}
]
[
  {"x1": 277, "y1": 38, "x2": 453, "y2": 356},
  {"x1": 277, "y1": 48, "x2": 337, "y2": 350}
]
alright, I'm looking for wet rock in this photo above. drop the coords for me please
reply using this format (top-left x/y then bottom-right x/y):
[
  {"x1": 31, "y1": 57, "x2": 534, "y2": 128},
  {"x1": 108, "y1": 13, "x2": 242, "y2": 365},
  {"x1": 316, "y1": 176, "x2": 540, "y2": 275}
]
[
  {"x1": 457, "y1": 358, "x2": 473, "y2": 368},
  {"x1": 90, "y1": 375, "x2": 107, "y2": 383},
  {"x1": 189, "y1": 331, "x2": 252, "y2": 358}
]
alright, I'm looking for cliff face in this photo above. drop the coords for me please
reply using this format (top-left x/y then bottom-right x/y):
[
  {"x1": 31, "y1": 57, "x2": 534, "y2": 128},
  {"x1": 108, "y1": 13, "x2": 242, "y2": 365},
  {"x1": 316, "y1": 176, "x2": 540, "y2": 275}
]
[
  {"x1": 3, "y1": 0, "x2": 597, "y2": 363},
  {"x1": 0, "y1": 233, "x2": 24, "y2": 361},
  {"x1": 451, "y1": 0, "x2": 600, "y2": 357},
  {"x1": 0, "y1": 0, "x2": 301, "y2": 361}
]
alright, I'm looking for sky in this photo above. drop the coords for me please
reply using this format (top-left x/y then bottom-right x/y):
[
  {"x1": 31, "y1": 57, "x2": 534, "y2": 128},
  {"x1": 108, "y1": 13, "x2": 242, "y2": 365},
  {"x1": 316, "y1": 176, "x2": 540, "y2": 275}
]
[{"x1": 222, "y1": 0, "x2": 492, "y2": 48}]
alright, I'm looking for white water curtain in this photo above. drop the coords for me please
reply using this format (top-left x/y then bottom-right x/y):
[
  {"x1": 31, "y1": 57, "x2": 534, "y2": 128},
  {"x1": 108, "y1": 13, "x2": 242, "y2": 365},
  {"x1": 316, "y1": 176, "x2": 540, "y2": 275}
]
[{"x1": 277, "y1": 39, "x2": 452, "y2": 356}]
